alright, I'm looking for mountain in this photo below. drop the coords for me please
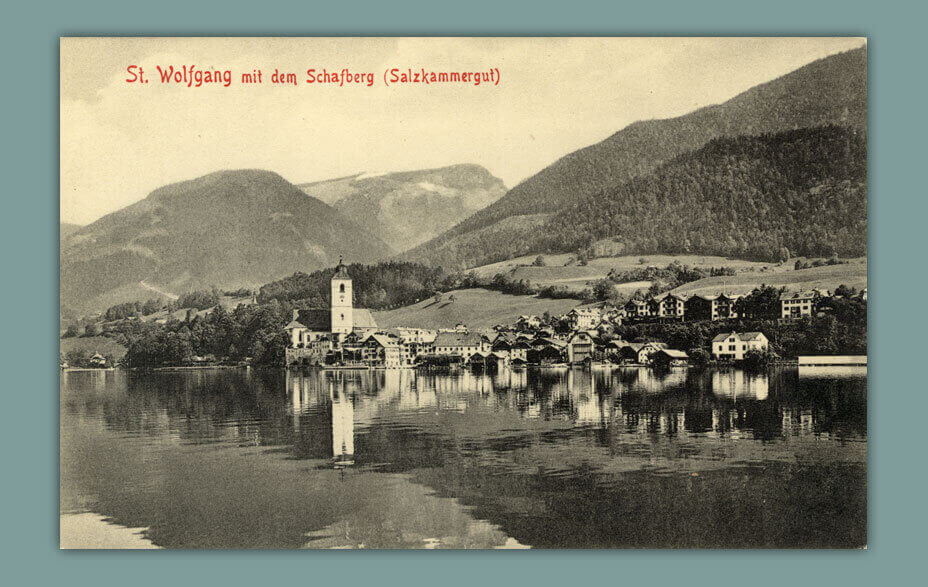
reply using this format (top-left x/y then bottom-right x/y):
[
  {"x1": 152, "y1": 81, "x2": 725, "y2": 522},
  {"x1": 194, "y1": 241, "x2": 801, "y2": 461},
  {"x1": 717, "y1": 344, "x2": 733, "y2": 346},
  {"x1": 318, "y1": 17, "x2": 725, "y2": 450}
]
[
  {"x1": 545, "y1": 125, "x2": 866, "y2": 260},
  {"x1": 60, "y1": 222, "x2": 82, "y2": 240},
  {"x1": 404, "y1": 46, "x2": 867, "y2": 268},
  {"x1": 298, "y1": 164, "x2": 506, "y2": 252},
  {"x1": 61, "y1": 169, "x2": 391, "y2": 316}
]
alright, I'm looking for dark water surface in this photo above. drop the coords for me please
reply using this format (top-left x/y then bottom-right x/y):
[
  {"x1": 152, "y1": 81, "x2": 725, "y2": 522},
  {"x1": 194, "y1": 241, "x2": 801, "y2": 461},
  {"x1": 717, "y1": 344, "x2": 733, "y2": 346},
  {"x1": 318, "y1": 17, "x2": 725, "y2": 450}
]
[{"x1": 60, "y1": 366, "x2": 866, "y2": 549}]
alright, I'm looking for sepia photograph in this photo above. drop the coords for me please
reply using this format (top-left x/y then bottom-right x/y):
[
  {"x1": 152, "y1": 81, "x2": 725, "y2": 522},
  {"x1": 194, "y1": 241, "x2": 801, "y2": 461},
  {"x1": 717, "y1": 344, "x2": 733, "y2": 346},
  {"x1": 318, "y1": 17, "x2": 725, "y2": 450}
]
[{"x1": 59, "y1": 36, "x2": 867, "y2": 549}]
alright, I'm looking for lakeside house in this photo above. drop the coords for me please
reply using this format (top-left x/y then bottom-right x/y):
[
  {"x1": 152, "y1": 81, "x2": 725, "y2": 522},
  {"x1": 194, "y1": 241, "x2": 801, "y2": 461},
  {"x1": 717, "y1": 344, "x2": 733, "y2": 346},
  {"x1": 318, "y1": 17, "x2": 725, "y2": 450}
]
[
  {"x1": 614, "y1": 342, "x2": 668, "y2": 364},
  {"x1": 430, "y1": 332, "x2": 488, "y2": 362},
  {"x1": 491, "y1": 334, "x2": 531, "y2": 364},
  {"x1": 711, "y1": 332, "x2": 769, "y2": 361},
  {"x1": 567, "y1": 331, "x2": 595, "y2": 364},
  {"x1": 653, "y1": 349, "x2": 690, "y2": 367}
]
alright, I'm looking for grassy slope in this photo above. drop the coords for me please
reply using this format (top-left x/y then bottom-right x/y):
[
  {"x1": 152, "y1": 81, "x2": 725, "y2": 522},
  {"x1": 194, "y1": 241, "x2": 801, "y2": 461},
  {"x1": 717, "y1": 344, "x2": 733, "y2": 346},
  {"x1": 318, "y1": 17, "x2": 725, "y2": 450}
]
[
  {"x1": 471, "y1": 253, "x2": 776, "y2": 293},
  {"x1": 373, "y1": 288, "x2": 583, "y2": 330},
  {"x1": 670, "y1": 258, "x2": 867, "y2": 296},
  {"x1": 60, "y1": 336, "x2": 127, "y2": 360}
]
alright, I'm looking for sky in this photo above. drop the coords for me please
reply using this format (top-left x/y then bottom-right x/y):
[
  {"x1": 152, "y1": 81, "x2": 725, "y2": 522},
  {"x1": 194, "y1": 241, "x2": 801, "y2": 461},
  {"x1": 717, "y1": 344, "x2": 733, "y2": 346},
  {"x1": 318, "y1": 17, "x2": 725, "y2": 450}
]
[{"x1": 60, "y1": 37, "x2": 866, "y2": 226}]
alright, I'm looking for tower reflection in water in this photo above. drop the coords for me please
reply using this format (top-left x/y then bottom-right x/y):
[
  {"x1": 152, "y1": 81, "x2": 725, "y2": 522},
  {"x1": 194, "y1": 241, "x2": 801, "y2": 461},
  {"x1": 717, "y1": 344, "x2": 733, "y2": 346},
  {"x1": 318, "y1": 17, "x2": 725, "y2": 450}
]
[
  {"x1": 330, "y1": 378, "x2": 354, "y2": 467},
  {"x1": 288, "y1": 371, "x2": 356, "y2": 467}
]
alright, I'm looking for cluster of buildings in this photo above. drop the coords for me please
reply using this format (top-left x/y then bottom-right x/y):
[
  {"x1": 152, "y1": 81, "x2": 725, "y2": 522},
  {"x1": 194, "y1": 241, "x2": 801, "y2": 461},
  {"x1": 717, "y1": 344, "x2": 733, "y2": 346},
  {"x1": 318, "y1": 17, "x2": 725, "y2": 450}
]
[
  {"x1": 621, "y1": 287, "x2": 866, "y2": 323},
  {"x1": 283, "y1": 262, "x2": 689, "y2": 369},
  {"x1": 282, "y1": 262, "x2": 827, "y2": 369}
]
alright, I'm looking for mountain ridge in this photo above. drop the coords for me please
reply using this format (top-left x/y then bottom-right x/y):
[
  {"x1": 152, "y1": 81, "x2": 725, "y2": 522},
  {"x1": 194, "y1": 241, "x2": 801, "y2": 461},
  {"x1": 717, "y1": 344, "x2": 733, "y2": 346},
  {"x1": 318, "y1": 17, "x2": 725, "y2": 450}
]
[
  {"x1": 61, "y1": 169, "x2": 391, "y2": 316},
  {"x1": 403, "y1": 46, "x2": 867, "y2": 267}
]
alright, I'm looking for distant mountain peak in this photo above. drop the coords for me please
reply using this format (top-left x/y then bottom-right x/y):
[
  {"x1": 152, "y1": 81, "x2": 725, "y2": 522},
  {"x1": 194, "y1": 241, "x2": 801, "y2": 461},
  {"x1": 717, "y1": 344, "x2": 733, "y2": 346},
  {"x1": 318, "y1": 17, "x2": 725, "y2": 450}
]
[{"x1": 298, "y1": 164, "x2": 507, "y2": 252}]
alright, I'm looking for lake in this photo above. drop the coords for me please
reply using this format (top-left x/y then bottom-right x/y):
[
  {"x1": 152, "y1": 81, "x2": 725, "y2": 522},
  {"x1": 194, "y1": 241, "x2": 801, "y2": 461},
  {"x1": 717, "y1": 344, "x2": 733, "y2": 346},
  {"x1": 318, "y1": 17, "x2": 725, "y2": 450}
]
[{"x1": 60, "y1": 366, "x2": 866, "y2": 549}]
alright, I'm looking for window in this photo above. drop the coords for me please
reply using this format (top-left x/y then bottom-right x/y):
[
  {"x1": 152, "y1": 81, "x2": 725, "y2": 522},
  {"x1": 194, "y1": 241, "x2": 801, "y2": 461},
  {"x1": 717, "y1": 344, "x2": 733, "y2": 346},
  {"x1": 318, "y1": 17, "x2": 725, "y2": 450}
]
[{"x1": 339, "y1": 283, "x2": 345, "y2": 293}]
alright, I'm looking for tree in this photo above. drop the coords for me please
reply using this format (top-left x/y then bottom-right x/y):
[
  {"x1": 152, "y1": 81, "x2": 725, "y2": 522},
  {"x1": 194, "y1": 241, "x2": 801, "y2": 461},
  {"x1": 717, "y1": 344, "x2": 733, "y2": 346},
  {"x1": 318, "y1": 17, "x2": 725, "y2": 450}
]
[
  {"x1": 592, "y1": 279, "x2": 615, "y2": 302},
  {"x1": 834, "y1": 284, "x2": 857, "y2": 297},
  {"x1": 65, "y1": 349, "x2": 89, "y2": 368},
  {"x1": 736, "y1": 285, "x2": 784, "y2": 319},
  {"x1": 688, "y1": 347, "x2": 710, "y2": 369},
  {"x1": 742, "y1": 348, "x2": 778, "y2": 371},
  {"x1": 532, "y1": 255, "x2": 546, "y2": 267}
]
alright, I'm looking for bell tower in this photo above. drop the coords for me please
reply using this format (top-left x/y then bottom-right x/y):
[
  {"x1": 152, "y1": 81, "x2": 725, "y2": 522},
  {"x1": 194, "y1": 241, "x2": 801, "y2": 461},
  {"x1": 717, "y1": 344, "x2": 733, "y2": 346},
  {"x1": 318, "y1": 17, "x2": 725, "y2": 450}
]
[{"x1": 330, "y1": 257, "x2": 353, "y2": 335}]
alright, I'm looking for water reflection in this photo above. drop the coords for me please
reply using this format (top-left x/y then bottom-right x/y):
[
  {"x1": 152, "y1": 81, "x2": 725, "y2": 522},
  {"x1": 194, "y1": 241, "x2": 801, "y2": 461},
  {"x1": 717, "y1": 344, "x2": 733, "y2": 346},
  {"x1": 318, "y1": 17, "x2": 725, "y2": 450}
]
[
  {"x1": 278, "y1": 366, "x2": 866, "y2": 471},
  {"x1": 61, "y1": 366, "x2": 866, "y2": 548}
]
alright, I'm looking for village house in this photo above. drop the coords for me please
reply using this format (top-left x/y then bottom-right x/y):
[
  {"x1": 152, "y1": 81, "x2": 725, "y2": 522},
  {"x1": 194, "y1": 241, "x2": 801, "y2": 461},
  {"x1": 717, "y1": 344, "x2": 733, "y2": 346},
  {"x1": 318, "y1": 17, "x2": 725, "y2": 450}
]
[
  {"x1": 528, "y1": 336, "x2": 567, "y2": 364},
  {"x1": 598, "y1": 305, "x2": 624, "y2": 326},
  {"x1": 780, "y1": 291, "x2": 818, "y2": 320},
  {"x1": 623, "y1": 299, "x2": 651, "y2": 319},
  {"x1": 603, "y1": 339, "x2": 628, "y2": 359},
  {"x1": 635, "y1": 342, "x2": 668, "y2": 364},
  {"x1": 361, "y1": 333, "x2": 403, "y2": 368},
  {"x1": 684, "y1": 294, "x2": 714, "y2": 322},
  {"x1": 652, "y1": 349, "x2": 690, "y2": 367},
  {"x1": 566, "y1": 331, "x2": 595, "y2": 364},
  {"x1": 711, "y1": 332, "x2": 769, "y2": 361},
  {"x1": 430, "y1": 332, "x2": 487, "y2": 361},
  {"x1": 393, "y1": 328, "x2": 437, "y2": 364},
  {"x1": 616, "y1": 342, "x2": 667, "y2": 364},
  {"x1": 491, "y1": 334, "x2": 531, "y2": 364},
  {"x1": 515, "y1": 315, "x2": 542, "y2": 332},
  {"x1": 713, "y1": 293, "x2": 741, "y2": 320},
  {"x1": 564, "y1": 308, "x2": 602, "y2": 330},
  {"x1": 656, "y1": 293, "x2": 686, "y2": 320}
]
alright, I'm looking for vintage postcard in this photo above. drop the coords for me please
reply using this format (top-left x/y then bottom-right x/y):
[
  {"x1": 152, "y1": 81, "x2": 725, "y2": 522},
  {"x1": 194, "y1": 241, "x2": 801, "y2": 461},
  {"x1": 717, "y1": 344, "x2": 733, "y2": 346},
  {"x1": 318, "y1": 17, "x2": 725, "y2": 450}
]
[{"x1": 60, "y1": 37, "x2": 867, "y2": 549}]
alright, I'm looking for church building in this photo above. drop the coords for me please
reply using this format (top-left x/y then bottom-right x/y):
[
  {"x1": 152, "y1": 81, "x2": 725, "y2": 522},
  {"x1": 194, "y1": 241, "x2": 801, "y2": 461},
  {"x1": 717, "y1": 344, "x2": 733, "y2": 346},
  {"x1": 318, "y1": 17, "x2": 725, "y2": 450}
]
[{"x1": 284, "y1": 259, "x2": 378, "y2": 366}]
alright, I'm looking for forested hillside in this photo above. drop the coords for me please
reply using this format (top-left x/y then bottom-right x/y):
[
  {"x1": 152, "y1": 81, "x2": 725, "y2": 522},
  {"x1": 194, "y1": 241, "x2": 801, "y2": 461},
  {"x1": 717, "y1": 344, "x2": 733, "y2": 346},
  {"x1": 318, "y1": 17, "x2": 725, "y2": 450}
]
[
  {"x1": 407, "y1": 126, "x2": 866, "y2": 265},
  {"x1": 258, "y1": 261, "x2": 453, "y2": 310},
  {"x1": 542, "y1": 125, "x2": 867, "y2": 261},
  {"x1": 404, "y1": 46, "x2": 866, "y2": 267}
]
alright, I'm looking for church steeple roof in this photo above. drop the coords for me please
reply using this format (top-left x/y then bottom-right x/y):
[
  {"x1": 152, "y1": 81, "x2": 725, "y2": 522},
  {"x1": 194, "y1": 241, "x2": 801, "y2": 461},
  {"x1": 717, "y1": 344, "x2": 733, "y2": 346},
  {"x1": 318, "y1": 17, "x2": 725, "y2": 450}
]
[{"x1": 332, "y1": 257, "x2": 351, "y2": 280}]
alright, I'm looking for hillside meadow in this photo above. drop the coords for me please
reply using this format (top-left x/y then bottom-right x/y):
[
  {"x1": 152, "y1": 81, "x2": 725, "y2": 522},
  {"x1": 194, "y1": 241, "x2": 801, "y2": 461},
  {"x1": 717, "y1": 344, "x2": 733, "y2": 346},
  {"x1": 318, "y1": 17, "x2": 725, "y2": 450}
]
[
  {"x1": 671, "y1": 258, "x2": 867, "y2": 296},
  {"x1": 373, "y1": 288, "x2": 584, "y2": 330},
  {"x1": 471, "y1": 253, "x2": 778, "y2": 293}
]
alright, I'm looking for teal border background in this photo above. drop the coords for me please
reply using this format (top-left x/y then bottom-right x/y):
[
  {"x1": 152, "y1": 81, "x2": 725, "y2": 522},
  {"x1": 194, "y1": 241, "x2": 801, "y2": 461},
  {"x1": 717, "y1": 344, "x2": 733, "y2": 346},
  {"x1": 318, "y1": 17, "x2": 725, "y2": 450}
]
[{"x1": 4, "y1": 0, "x2": 926, "y2": 584}]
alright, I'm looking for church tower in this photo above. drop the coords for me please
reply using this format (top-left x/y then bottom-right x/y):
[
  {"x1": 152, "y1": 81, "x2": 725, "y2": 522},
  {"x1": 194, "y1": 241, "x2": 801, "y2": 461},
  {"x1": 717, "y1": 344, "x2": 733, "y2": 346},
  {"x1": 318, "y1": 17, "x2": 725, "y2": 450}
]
[{"x1": 330, "y1": 258, "x2": 353, "y2": 335}]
